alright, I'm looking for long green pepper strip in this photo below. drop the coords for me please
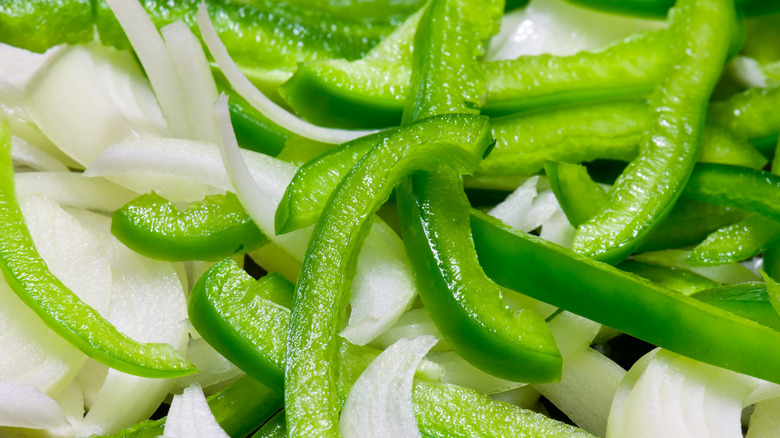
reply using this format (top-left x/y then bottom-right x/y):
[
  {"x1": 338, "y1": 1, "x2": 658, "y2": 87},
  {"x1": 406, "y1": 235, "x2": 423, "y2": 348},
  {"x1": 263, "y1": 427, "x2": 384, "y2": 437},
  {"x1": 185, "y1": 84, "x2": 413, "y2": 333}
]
[
  {"x1": 573, "y1": 0, "x2": 735, "y2": 263},
  {"x1": 0, "y1": 120, "x2": 194, "y2": 378},
  {"x1": 284, "y1": 114, "x2": 493, "y2": 438}
]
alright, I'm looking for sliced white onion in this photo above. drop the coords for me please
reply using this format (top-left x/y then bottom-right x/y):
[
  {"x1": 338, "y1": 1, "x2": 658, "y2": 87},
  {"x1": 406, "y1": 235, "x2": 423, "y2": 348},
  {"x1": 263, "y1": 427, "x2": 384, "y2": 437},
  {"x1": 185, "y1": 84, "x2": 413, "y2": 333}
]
[
  {"x1": 163, "y1": 383, "x2": 230, "y2": 438},
  {"x1": 728, "y1": 56, "x2": 768, "y2": 89},
  {"x1": 196, "y1": 4, "x2": 377, "y2": 144},
  {"x1": 70, "y1": 210, "x2": 189, "y2": 436},
  {"x1": 25, "y1": 44, "x2": 165, "y2": 166},
  {"x1": 161, "y1": 22, "x2": 220, "y2": 144},
  {"x1": 607, "y1": 349, "x2": 780, "y2": 438},
  {"x1": 11, "y1": 136, "x2": 68, "y2": 172},
  {"x1": 428, "y1": 351, "x2": 526, "y2": 394},
  {"x1": 0, "y1": 383, "x2": 68, "y2": 429},
  {"x1": 539, "y1": 209, "x2": 575, "y2": 247},
  {"x1": 532, "y1": 312, "x2": 622, "y2": 437},
  {"x1": 0, "y1": 195, "x2": 116, "y2": 396},
  {"x1": 214, "y1": 95, "x2": 417, "y2": 344},
  {"x1": 103, "y1": 0, "x2": 188, "y2": 137},
  {"x1": 370, "y1": 309, "x2": 448, "y2": 352},
  {"x1": 488, "y1": 175, "x2": 538, "y2": 229},
  {"x1": 173, "y1": 337, "x2": 244, "y2": 394},
  {"x1": 0, "y1": 42, "x2": 57, "y2": 89},
  {"x1": 486, "y1": 0, "x2": 665, "y2": 61},
  {"x1": 747, "y1": 397, "x2": 780, "y2": 438},
  {"x1": 340, "y1": 336, "x2": 438, "y2": 438},
  {"x1": 16, "y1": 172, "x2": 137, "y2": 212}
]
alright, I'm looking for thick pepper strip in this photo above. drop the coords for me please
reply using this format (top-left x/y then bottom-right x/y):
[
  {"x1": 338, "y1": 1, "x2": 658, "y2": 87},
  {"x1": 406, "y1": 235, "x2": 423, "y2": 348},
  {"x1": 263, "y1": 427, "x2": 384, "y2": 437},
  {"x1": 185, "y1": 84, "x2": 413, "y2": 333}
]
[
  {"x1": 691, "y1": 282, "x2": 780, "y2": 332},
  {"x1": 0, "y1": 121, "x2": 194, "y2": 378},
  {"x1": 188, "y1": 259, "x2": 293, "y2": 393},
  {"x1": 682, "y1": 163, "x2": 780, "y2": 223},
  {"x1": 284, "y1": 114, "x2": 493, "y2": 438},
  {"x1": 565, "y1": 0, "x2": 780, "y2": 18},
  {"x1": 184, "y1": 259, "x2": 591, "y2": 438},
  {"x1": 399, "y1": 168, "x2": 561, "y2": 381},
  {"x1": 573, "y1": 0, "x2": 735, "y2": 263},
  {"x1": 397, "y1": 0, "x2": 562, "y2": 383},
  {"x1": 99, "y1": 375, "x2": 283, "y2": 438},
  {"x1": 686, "y1": 214, "x2": 780, "y2": 266},
  {"x1": 111, "y1": 192, "x2": 268, "y2": 262},
  {"x1": 708, "y1": 86, "x2": 780, "y2": 155},
  {"x1": 471, "y1": 211, "x2": 780, "y2": 385},
  {"x1": 617, "y1": 259, "x2": 721, "y2": 296}
]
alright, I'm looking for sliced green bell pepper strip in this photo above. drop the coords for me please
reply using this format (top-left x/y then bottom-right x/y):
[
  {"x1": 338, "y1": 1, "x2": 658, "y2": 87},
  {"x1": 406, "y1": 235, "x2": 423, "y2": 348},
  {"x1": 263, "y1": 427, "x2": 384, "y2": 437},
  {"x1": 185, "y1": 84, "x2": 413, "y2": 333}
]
[
  {"x1": 0, "y1": 120, "x2": 194, "y2": 378},
  {"x1": 545, "y1": 161, "x2": 608, "y2": 228},
  {"x1": 188, "y1": 259, "x2": 292, "y2": 393},
  {"x1": 617, "y1": 259, "x2": 721, "y2": 296},
  {"x1": 563, "y1": 0, "x2": 780, "y2": 18},
  {"x1": 690, "y1": 282, "x2": 780, "y2": 332},
  {"x1": 573, "y1": 0, "x2": 735, "y2": 263},
  {"x1": 682, "y1": 163, "x2": 780, "y2": 223},
  {"x1": 99, "y1": 375, "x2": 283, "y2": 438},
  {"x1": 471, "y1": 210, "x2": 780, "y2": 385},
  {"x1": 399, "y1": 168, "x2": 562, "y2": 382},
  {"x1": 111, "y1": 192, "x2": 268, "y2": 262},
  {"x1": 284, "y1": 114, "x2": 494, "y2": 438},
  {"x1": 686, "y1": 214, "x2": 780, "y2": 266},
  {"x1": 0, "y1": 0, "x2": 93, "y2": 53},
  {"x1": 186, "y1": 257, "x2": 591, "y2": 438},
  {"x1": 709, "y1": 86, "x2": 780, "y2": 156}
]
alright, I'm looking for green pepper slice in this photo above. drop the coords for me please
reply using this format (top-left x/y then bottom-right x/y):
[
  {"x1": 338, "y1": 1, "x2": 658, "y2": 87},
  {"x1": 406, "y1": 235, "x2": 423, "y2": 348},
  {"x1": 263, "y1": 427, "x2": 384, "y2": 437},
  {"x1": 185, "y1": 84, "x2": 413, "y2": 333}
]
[
  {"x1": 471, "y1": 211, "x2": 780, "y2": 385},
  {"x1": 284, "y1": 114, "x2": 493, "y2": 438},
  {"x1": 0, "y1": 120, "x2": 194, "y2": 378},
  {"x1": 111, "y1": 192, "x2": 268, "y2": 262},
  {"x1": 691, "y1": 282, "x2": 780, "y2": 332},
  {"x1": 573, "y1": 0, "x2": 735, "y2": 263},
  {"x1": 545, "y1": 161, "x2": 608, "y2": 228},
  {"x1": 189, "y1": 259, "x2": 292, "y2": 393},
  {"x1": 564, "y1": 0, "x2": 780, "y2": 18}
]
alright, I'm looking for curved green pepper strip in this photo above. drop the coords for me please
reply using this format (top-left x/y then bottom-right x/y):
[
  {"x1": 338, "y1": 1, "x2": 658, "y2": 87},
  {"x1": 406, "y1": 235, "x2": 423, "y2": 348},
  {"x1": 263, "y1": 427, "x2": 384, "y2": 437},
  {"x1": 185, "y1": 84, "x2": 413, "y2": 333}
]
[
  {"x1": 471, "y1": 210, "x2": 780, "y2": 385},
  {"x1": 186, "y1": 258, "x2": 591, "y2": 438},
  {"x1": 399, "y1": 168, "x2": 562, "y2": 382},
  {"x1": 111, "y1": 192, "x2": 268, "y2": 262},
  {"x1": 682, "y1": 163, "x2": 780, "y2": 222},
  {"x1": 285, "y1": 114, "x2": 493, "y2": 438},
  {"x1": 563, "y1": 0, "x2": 780, "y2": 18},
  {"x1": 188, "y1": 259, "x2": 293, "y2": 393},
  {"x1": 99, "y1": 375, "x2": 282, "y2": 438},
  {"x1": 545, "y1": 161, "x2": 608, "y2": 228},
  {"x1": 617, "y1": 259, "x2": 721, "y2": 296},
  {"x1": 686, "y1": 214, "x2": 780, "y2": 266},
  {"x1": 709, "y1": 86, "x2": 780, "y2": 155},
  {"x1": 573, "y1": 0, "x2": 735, "y2": 263},
  {"x1": 690, "y1": 282, "x2": 780, "y2": 332},
  {"x1": 1, "y1": 0, "x2": 404, "y2": 70},
  {"x1": 0, "y1": 121, "x2": 194, "y2": 378},
  {"x1": 486, "y1": 100, "x2": 767, "y2": 177}
]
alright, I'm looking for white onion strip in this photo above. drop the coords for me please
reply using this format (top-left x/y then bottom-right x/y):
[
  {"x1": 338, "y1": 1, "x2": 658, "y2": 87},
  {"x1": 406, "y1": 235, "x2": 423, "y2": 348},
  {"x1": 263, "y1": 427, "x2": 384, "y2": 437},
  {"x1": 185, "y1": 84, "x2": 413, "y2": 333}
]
[
  {"x1": 339, "y1": 336, "x2": 438, "y2": 438},
  {"x1": 161, "y1": 22, "x2": 220, "y2": 143},
  {"x1": 196, "y1": 4, "x2": 377, "y2": 144},
  {"x1": 0, "y1": 383, "x2": 68, "y2": 429},
  {"x1": 11, "y1": 135, "x2": 68, "y2": 172},
  {"x1": 163, "y1": 383, "x2": 230, "y2": 438},
  {"x1": 104, "y1": 0, "x2": 188, "y2": 137}
]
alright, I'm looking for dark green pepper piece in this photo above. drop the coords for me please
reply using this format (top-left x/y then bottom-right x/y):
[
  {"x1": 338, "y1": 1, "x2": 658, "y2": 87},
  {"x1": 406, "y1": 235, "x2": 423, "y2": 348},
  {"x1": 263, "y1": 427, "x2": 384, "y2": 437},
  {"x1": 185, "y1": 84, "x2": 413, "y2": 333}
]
[
  {"x1": 471, "y1": 210, "x2": 780, "y2": 385},
  {"x1": 189, "y1": 259, "x2": 292, "y2": 393},
  {"x1": 617, "y1": 259, "x2": 721, "y2": 296},
  {"x1": 563, "y1": 0, "x2": 780, "y2": 18},
  {"x1": 690, "y1": 282, "x2": 780, "y2": 332},
  {"x1": 111, "y1": 192, "x2": 268, "y2": 262}
]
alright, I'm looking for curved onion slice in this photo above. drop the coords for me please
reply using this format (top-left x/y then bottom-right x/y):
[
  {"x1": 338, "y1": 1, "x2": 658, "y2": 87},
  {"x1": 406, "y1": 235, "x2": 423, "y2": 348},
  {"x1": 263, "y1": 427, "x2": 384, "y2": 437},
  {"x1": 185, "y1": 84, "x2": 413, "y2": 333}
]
[
  {"x1": 11, "y1": 136, "x2": 68, "y2": 172},
  {"x1": 25, "y1": 44, "x2": 165, "y2": 166},
  {"x1": 340, "y1": 336, "x2": 438, "y2": 438},
  {"x1": 69, "y1": 210, "x2": 188, "y2": 436},
  {"x1": 607, "y1": 348, "x2": 780, "y2": 438},
  {"x1": 214, "y1": 95, "x2": 417, "y2": 344},
  {"x1": 16, "y1": 172, "x2": 137, "y2": 212},
  {"x1": 163, "y1": 383, "x2": 229, "y2": 438},
  {"x1": 196, "y1": 5, "x2": 377, "y2": 144},
  {"x1": 0, "y1": 383, "x2": 68, "y2": 429}
]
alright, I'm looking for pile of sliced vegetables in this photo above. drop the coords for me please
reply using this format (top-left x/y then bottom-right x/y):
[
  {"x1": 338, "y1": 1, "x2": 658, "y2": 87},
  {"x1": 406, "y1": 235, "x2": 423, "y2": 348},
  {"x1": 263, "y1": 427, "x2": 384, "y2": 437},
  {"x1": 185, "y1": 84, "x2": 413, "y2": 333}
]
[{"x1": 1, "y1": 0, "x2": 780, "y2": 436}]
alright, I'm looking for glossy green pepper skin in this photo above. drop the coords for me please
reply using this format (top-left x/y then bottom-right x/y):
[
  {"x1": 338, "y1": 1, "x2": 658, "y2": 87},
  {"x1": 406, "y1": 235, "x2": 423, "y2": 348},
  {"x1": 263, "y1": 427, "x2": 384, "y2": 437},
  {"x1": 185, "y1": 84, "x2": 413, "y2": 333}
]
[
  {"x1": 471, "y1": 211, "x2": 780, "y2": 385},
  {"x1": 691, "y1": 282, "x2": 780, "y2": 332},
  {"x1": 573, "y1": 0, "x2": 736, "y2": 263},
  {"x1": 284, "y1": 114, "x2": 494, "y2": 438},
  {"x1": 189, "y1": 259, "x2": 292, "y2": 393},
  {"x1": 563, "y1": 0, "x2": 780, "y2": 18},
  {"x1": 111, "y1": 192, "x2": 268, "y2": 262},
  {"x1": 0, "y1": 121, "x2": 194, "y2": 378}
]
